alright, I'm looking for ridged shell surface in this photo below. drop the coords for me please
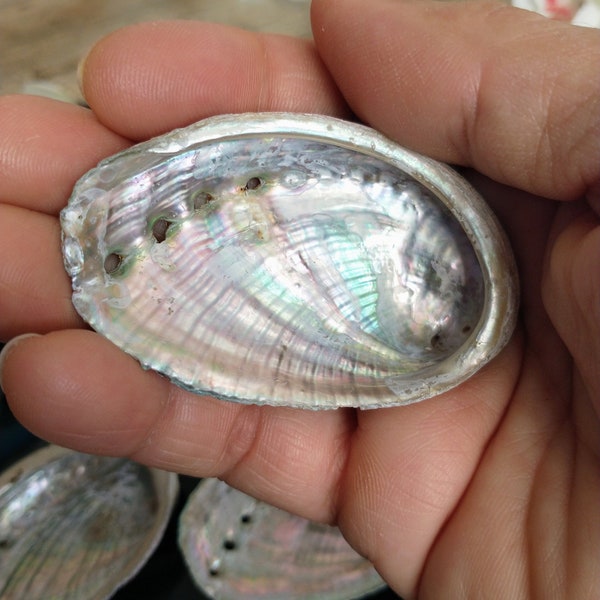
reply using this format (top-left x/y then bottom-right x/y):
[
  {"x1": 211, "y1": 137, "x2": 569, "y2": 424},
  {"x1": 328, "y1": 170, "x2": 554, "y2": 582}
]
[
  {"x1": 0, "y1": 446, "x2": 178, "y2": 600},
  {"x1": 178, "y1": 478, "x2": 386, "y2": 600},
  {"x1": 61, "y1": 113, "x2": 518, "y2": 408}
]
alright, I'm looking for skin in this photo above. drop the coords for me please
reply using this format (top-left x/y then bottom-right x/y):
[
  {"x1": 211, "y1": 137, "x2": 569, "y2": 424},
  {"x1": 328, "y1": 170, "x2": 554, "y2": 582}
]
[{"x1": 0, "y1": 0, "x2": 599, "y2": 596}]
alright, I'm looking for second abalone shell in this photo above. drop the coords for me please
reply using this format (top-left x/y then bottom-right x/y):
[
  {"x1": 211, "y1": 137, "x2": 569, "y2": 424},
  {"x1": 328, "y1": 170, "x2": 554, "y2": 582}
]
[
  {"x1": 178, "y1": 478, "x2": 386, "y2": 600},
  {"x1": 61, "y1": 113, "x2": 518, "y2": 408}
]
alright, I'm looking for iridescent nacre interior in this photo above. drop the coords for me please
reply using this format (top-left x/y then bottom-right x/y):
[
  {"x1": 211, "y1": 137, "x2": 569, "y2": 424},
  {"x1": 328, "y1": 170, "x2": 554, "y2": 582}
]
[
  {"x1": 61, "y1": 114, "x2": 517, "y2": 408},
  {"x1": 0, "y1": 447, "x2": 178, "y2": 599},
  {"x1": 178, "y1": 478, "x2": 386, "y2": 600}
]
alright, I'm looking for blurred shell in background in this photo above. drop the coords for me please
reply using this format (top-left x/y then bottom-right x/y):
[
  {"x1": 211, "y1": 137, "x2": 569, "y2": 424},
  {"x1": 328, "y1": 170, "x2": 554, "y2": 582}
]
[
  {"x1": 178, "y1": 478, "x2": 387, "y2": 600},
  {"x1": 0, "y1": 446, "x2": 178, "y2": 600}
]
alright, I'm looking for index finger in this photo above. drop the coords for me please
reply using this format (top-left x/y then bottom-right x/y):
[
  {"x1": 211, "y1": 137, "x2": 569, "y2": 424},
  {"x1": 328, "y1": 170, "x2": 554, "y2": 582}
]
[{"x1": 79, "y1": 21, "x2": 350, "y2": 140}]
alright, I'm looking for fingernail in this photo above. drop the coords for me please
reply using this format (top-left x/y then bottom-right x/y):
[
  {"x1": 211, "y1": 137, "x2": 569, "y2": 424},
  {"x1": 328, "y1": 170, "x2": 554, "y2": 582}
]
[
  {"x1": 0, "y1": 334, "x2": 41, "y2": 391},
  {"x1": 76, "y1": 47, "x2": 92, "y2": 101}
]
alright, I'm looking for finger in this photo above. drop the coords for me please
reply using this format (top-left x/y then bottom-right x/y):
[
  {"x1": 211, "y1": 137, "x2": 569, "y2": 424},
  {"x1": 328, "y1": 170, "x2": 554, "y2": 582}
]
[
  {"x1": 312, "y1": 0, "x2": 600, "y2": 200},
  {"x1": 79, "y1": 21, "x2": 350, "y2": 140},
  {"x1": 464, "y1": 173, "x2": 571, "y2": 383},
  {"x1": 0, "y1": 330, "x2": 353, "y2": 521},
  {"x1": 543, "y1": 204, "x2": 600, "y2": 419},
  {"x1": 0, "y1": 204, "x2": 82, "y2": 340},
  {"x1": 0, "y1": 95, "x2": 129, "y2": 214},
  {"x1": 336, "y1": 339, "x2": 522, "y2": 595}
]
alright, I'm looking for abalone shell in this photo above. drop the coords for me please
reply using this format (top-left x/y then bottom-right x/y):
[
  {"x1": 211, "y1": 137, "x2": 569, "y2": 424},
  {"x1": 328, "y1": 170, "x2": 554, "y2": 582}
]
[
  {"x1": 178, "y1": 478, "x2": 386, "y2": 600},
  {"x1": 0, "y1": 446, "x2": 178, "y2": 600},
  {"x1": 61, "y1": 113, "x2": 518, "y2": 408}
]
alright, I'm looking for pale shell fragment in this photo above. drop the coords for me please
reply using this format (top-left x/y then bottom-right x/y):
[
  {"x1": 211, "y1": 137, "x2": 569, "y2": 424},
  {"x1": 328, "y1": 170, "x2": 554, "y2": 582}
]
[
  {"x1": 61, "y1": 113, "x2": 518, "y2": 409},
  {"x1": 178, "y1": 478, "x2": 387, "y2": 600},
  {"x1": 0, "y1": 445, "x2": 178, "y2": 600}
]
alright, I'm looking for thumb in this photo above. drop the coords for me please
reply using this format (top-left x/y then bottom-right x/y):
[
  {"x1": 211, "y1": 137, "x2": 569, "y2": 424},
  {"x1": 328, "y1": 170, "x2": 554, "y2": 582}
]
[
  {"x1": 544, "y1": 198, "x2": 600, "y2": 418},
  {"x1": 311, "y1": 0, "x2": 600, "y2": 200}
]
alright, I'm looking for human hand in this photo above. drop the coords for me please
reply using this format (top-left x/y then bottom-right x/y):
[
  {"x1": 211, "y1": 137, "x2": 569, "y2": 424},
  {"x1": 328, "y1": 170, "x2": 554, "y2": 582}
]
[{"x1": 1, "y1": 0, "x2": 599, "y2": 597}]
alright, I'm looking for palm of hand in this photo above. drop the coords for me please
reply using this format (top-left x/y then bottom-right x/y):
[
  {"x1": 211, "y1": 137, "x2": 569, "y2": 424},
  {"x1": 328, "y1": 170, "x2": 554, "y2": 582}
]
[
  {"x1": 1, "y1": 1, "x2": 599, "y2": 598},
  {"x1": 415, "y1": 181, "x2": 600, "y2": 597}
]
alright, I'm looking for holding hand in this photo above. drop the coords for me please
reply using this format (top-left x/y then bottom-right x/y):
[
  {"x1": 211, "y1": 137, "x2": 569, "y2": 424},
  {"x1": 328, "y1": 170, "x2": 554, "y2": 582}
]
[{"x1": 0, "y1": 0, "x2": 598, "y2": 597}]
